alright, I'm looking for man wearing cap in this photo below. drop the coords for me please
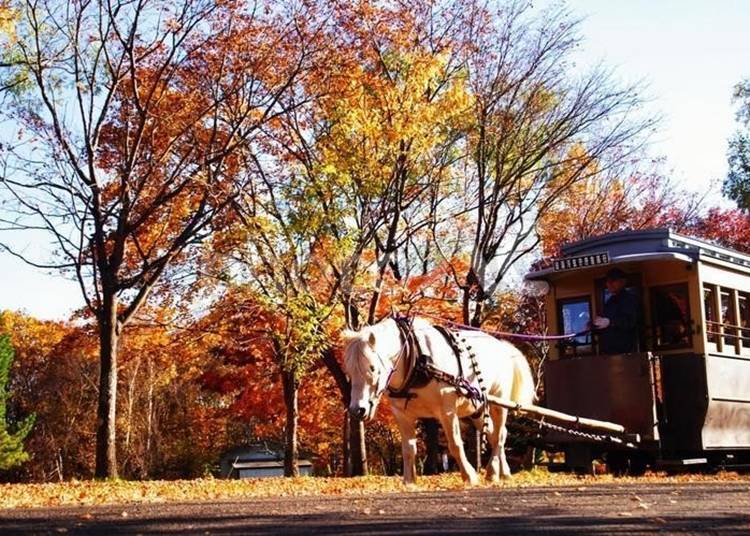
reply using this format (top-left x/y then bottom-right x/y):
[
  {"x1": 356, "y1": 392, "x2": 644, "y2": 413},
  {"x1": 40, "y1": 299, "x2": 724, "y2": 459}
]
[{"x1": 591, "y1": 268, "x2": 640, "y2": 354}]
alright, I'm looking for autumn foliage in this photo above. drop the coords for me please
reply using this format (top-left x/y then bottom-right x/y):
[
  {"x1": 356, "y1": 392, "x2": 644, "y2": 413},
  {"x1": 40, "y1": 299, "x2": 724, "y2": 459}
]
[{"x1": 0, "y1": 0, "x2": 741, "y2": 487}]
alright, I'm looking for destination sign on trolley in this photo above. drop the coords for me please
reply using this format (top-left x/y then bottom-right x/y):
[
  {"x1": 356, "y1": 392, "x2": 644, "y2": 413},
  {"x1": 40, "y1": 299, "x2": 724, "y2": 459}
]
[{"x1": 553, "y1": 252, "x2": 610, "y2": 271}]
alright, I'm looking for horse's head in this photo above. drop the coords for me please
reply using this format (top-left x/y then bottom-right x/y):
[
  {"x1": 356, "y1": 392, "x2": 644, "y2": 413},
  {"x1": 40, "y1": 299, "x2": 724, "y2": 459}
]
[{"x1": 342, "y1": 327, "x2": 392, "y2": 421}]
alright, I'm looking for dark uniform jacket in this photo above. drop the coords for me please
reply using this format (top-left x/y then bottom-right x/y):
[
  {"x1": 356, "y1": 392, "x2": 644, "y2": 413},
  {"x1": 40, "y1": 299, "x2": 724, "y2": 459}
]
[{"x1": 599, "y1": 289, "x2": 639, "y2": 355}]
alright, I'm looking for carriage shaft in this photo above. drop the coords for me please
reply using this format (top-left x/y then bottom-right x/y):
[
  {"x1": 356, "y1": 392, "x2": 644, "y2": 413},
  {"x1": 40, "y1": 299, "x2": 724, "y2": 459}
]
[{"x1": 485, "y1": 395, "x2": 627, "y2": 434}]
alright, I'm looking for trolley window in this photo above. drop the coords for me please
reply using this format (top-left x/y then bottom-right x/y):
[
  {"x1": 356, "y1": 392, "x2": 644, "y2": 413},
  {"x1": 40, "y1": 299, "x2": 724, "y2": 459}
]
[
  {"x1": 704, "y1": 284, "x2": 718, "y2": 344},
  {"x1": 557, "y1": 297, "x2": 592, "y2": 356},
  {"x1": 720, "y1": 289, "x2": 737, "y2": 347},
  {"x1": 738, "y1": 292, "x2": 750, "y2": 347},
  {"x1": 704, "y1": 284, "x2": 746, "y2": 353},
  {"x1": 650, "y1": 284, "x2": 691, "y2": 349}
]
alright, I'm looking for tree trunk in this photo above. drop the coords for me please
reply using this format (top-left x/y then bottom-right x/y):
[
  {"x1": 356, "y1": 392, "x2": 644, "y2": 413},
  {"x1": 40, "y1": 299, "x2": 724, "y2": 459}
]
[
  {"x1": 462, "y1": 286, "x2": 471, "y2": 325},
  {"x1": 95, "y1": 293, "x2": 119, "y2": 479},
  {"x1": 145, "y1": 355, "x2": 154, "y2": 479},
  {"x1": 472, "y1": 427, "x2": 482, "y2": 470},
  {"x1": 422, "y1": 419, "x2": 441, "y2": 475},
  {"x1": 471, "y1": 299, "x2": 484, "y2": 328},
  {"x1": 349, "y1": 414, "x2": 368, "y2": 476},
  {"x1": 124, "y1": 356, "x2": 141, "y2": 457},
  {"x1": 461, "y1": 291, "x2": 485, "y2": 471},
  {"x1": 463, "y1": 425, "x2": 483, "y2": 471},
  {"x1": 320, "y1": 349, "x2": 368, "y2": 477},
  {"x1": 281, "y1": 369, "x2": 299, "y2": 477},
  {"x1": 343, "y1": 411, "x2": 351, "y2": 476},
  {"x1": 471, "y1": 300, "x2": 484, "y2": 468}
]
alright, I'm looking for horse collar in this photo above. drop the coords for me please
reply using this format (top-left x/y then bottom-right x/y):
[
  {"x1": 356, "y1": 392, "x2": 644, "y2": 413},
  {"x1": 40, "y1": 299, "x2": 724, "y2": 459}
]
[
  {"x1": 387, "y1": 316, "x2": 436, "y2": 399},
  {"x1": 386, "y1": 317, "x2": 485, "y2": 410}
]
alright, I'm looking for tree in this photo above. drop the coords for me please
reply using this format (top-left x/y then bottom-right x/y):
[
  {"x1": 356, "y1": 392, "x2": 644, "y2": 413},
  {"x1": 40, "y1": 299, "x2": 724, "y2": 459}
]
[
  {"x1": 317, "y1": 1, "x2": 470, "y2": 325},
  {"x1": 537, "y1": 156, "x2": 700, "y2": 257},
  {"x1": 724, "y1": 79, "x2": 750, "y2": 209},
  {"x1": 452, "y1": 1, "x2": 655, "y2": 326},
  {"x1": 0, "y1": 332, "x2": 35, "y2": 471},
  {"x1": 0, "y1": 0, "x2": 316, "y2": 478},
  {"x1": 201, "y1": 0, "x2": 472, "y2": 476},
  {"x1": 293, "y1": 0, "x2": 471, "y2": 474},
  {"x1": 690, "y1": 208, "x2": 750, "y2": 255},
  {"x1": 0, "y1": 312, "x2": 90, "y2": 481},
  {"x1": 180, "y1": 285, "x2": 337, "y2": 477}
]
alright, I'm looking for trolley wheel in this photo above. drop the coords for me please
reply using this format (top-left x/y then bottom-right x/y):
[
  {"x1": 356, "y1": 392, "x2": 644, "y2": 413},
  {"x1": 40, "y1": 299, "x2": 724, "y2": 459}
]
[
  {"x1": 629, "y1": 452, "x2": 649, "y2": 476},
  {"x1": 607, "y1": 451, "x2": 649, "y2": 476},
  {"x1": 564, "y1": 446, "x2": 594, "y2": 475},
  {"x1": 607, "y1": 451, "x2": 629, "y2": 476}
]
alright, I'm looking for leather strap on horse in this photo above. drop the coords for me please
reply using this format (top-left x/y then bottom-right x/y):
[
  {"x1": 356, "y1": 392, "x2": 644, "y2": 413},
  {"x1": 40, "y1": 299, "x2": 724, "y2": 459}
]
[
  {"x1": 387, "y1": 316, "x2": 431, "y2": 400},
  {"x1": 387, "y1": 316, "x2": 486, "y2": 423},
  {"x1": 433, "y1": 325, "x2": 465, "y2": 378},
  {"x1": 435, "y1": 327, "x2": 489, "y2": 427}
]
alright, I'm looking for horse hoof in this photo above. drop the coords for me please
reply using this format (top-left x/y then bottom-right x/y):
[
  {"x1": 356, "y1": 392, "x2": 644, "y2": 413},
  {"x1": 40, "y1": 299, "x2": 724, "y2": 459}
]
[
  {"x1": 464, "y1": 474, "x2": 480, "y2": 486},
  {"x1": 486, "y1": 474, "x2": 500, "y2": 484}
]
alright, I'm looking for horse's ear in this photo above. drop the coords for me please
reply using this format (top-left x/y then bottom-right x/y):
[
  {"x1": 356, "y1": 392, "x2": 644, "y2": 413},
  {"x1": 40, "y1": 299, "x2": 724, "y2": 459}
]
[
  {"x1": 340, "y1": 329, "x2": 359, "y2": 342},
  {"x1": 367, "y1": 332, "x2": 376, "y2": 348}
]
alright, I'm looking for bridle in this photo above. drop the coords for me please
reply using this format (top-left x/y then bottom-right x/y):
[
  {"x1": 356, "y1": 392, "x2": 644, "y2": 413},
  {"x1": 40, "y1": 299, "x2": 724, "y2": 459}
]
[{"x1": 365, "y1": 326, "x2": 407, "y2": 411}]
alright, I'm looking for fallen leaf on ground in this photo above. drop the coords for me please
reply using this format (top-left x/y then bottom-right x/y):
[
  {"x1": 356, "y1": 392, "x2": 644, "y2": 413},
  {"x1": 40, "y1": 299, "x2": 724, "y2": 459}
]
[{"x1": 0, "y1": 471, "x2": 747, "y2": 510}]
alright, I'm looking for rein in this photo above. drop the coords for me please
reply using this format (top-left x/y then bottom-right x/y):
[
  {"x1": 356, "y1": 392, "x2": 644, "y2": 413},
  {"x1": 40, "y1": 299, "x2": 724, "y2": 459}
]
[{"x1": 417, "y1": 312, "x2": 591, "y2": 342}]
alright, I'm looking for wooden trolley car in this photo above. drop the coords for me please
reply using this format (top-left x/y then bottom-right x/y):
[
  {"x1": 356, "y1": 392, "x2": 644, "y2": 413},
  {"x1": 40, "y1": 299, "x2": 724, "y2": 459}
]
[{"x1": 525, "y1": 228, "x2": 750, "y2": 474}]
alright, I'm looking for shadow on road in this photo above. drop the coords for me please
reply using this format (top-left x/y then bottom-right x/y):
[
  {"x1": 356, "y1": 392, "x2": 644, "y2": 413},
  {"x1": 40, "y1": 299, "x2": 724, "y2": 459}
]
[
  {"x1": 2, "y1": 510, "x2": 750, "y2": 535},
  {"x1": 1, "y1": 483, "x2": 749, "y2": 534}
]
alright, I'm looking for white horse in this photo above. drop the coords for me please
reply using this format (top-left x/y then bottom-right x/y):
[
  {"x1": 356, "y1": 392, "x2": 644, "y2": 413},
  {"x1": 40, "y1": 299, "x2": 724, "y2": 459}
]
[{"x1": 343, "y1": 316, "x2": 535, "y2": 485}]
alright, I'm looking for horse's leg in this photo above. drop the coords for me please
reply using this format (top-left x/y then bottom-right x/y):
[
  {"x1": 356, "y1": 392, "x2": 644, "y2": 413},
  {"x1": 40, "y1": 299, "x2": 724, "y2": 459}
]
[
  {"x1": 485, "y1": 405, "x2": 510, "y2": 482},
  {"x1": 497, "y1": 406, "x2": 512, "y2": 479},
  {"x1": 392, "y1": 407, "x2": 418, "y2": 485},
  {"x1": 438, "y1": 402, "x2": 479, "y2": 486}
]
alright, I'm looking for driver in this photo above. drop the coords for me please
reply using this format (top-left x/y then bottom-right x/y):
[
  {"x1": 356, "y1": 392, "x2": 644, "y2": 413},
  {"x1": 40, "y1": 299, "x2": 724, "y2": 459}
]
[{"x1": 591, "y1": 268, "x2": 639, "y2": 354}]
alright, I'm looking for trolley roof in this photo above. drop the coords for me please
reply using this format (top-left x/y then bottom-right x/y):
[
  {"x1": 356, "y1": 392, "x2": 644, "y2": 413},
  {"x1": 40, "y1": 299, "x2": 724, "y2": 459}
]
[{"x1": 526, "y1": 228, "x2": 750, "y2": 280}]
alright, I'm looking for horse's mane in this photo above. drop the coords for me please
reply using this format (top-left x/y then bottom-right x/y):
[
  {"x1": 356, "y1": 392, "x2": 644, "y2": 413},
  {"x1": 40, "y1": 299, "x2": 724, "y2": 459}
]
[
  {"x1": 342, "y1": 318, "x2": 400, "y2": 376},
  {"x1": 343, "y1": 336, "x2": 369, "y2": 377}
]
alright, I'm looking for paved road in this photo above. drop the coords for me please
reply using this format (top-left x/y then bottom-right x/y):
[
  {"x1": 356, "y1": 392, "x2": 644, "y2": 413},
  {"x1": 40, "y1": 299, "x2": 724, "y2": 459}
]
[{"x1": 1, "y1": 482, "x2": 749, "y2": 535}]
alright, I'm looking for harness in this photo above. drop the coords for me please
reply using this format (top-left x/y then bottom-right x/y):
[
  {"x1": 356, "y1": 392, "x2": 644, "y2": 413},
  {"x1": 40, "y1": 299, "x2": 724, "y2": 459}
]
[{"x1": 387, "y1": 316, "x2": 486, "y2": 419}]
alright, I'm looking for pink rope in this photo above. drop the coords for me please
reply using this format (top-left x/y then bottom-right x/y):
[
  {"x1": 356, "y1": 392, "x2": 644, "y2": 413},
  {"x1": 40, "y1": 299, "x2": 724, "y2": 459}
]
[{"x1": 414, "y1": 312, "x2": 588, "y2": 342}]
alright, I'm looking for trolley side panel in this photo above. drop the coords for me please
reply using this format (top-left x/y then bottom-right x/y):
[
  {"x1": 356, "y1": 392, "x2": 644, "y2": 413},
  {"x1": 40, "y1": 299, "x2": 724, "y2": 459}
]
[
  {"x1": 658, "y1": 354, "x2": 707, "y2": 453},
  {"x1": 544, "y1": 353, "x2": 658, "y2": 441},
  {"x1": 703, "y1": 353, "x2": 750, "y2": 448}
]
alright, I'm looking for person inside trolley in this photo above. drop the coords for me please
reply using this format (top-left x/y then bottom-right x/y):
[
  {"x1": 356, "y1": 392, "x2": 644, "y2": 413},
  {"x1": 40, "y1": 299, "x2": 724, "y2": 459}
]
[{"x1": 591, "y1": 268, "x2": 639, "y2": 354}]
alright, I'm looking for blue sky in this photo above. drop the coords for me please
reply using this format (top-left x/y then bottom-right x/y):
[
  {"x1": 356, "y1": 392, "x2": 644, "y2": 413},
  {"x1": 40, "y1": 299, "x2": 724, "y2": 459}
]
[
  {"x1": 544, "y1": 0, "x2": 749, "y2": 198},
  {"x1": 1, "y1": 0, "x2": 749, "y2": 320}
]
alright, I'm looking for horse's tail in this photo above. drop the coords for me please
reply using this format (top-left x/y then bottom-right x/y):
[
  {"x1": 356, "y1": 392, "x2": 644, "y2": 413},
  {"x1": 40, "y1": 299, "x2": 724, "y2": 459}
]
[{"x1": 510, "y1": 353, "x2": 536, "y2": 405}]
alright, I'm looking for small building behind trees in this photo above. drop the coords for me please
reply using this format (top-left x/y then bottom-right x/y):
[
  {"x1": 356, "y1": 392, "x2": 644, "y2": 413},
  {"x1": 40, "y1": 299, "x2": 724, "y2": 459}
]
[{"x1": 220, "y1": 445, "x2": 312, "y2": 479}]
